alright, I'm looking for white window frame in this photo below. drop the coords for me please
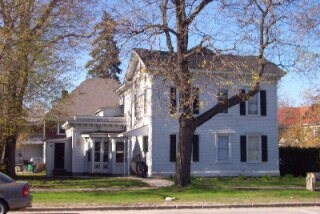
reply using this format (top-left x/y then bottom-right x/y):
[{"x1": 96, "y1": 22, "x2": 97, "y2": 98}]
[
  {"x1": 247, "y1": 135, "x2": 261, "y2": 163},
  {"x1": 116, "y1": 141, "x2": 127, "y2": 163},
  {"x1": 215, "y1": 134, "x2": 232, "y2": 163},
  {"x1": 217, "y1": 89, "x2": 229, "y2": 114},
  {"x1": 57, "y1": 122, "x2": 66, "y2": 135},
  {"x1": 247, "y1": 92, "x2": 260, "y2": 115},
  {"x1": 169, "y1": 87, "x2": 200, "y2": 115}
]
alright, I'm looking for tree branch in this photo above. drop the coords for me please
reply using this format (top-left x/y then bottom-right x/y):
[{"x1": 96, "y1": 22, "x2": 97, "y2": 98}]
[
  {"x1": 161, "y1": 0, "x2": 174, "y2": 53},
  {"x1": 195, "y1": 85, "x2": 260, "y2": 127},
  {"x1": 31, "y1": 0, "x2": 60, "y2": 34},
  {"x1": 184, "y1": 0, "x2": 214, "y2": 26}
]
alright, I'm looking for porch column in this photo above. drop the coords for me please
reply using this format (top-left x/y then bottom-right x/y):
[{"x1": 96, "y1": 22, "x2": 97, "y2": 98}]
[
  {"x1": 111, "y1": 139, "x2": 116, "y2": 174},
  {"x1": 127, "y1": 138, "x2": 131, "y2": 176},
  {"x1": 90, "y1": 138, "x2": 94, "y2": 174}
]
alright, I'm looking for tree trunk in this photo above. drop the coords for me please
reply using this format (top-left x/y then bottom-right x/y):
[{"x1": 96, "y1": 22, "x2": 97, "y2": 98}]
[
  {"x1": 175, "y1": 118, "x2": 195, "y2": 187},
  {"x1": 4, "y1": 135, "x2": 17, "y2": 178}
]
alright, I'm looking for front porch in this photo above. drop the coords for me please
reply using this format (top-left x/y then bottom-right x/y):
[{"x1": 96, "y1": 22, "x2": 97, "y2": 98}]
[{"x1": 81, "y1": 133, "x2": 129, "y2": 175}]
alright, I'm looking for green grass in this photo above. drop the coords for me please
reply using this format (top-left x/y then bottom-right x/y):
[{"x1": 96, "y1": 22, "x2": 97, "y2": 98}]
[{"x1": 19, "y1": 176, "x2": 320, "y2": 207}]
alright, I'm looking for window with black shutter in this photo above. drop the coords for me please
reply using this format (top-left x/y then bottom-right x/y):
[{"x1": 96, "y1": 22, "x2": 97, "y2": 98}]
[
  {"x1": 240, "y1": 89, "x2": 246, "y2": 115},
  {"x1": 260, "y1": 90, "x2": 267, "y2": 116},
  {"x1": 218, "y1": 89, "x2": 228, "y2": 113},
  {"x1": 170, "y1": 135, "x2": 176, "y2": 162},
  {"x1": 261, "y1": 135, "x2": 268, "y2": 162},
  {"x1": 193, "y1": 87, "x2": 200, "y2": 114},
  {"x1": 240, "y1": 135, "x2": 247, "y2": 162},
  {"x1": 193, "y1": 135, "x2": 199, "y2": 162},
  {"x1": 170, "y1": 88, "x2": 177, "y2": 114},
  {"x1": 240, "y1": 89, "x2": 267, "y2": 116}
]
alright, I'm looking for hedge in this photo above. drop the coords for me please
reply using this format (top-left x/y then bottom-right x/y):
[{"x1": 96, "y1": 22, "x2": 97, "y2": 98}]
[{"x1": 279, "y1": 147, "x2": 320, "y2": 176}]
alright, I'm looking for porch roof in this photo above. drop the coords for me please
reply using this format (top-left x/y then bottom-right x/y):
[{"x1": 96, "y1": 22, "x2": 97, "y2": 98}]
[{"x1": 121, "y1": 125, "x2": 149, "y2": 137}]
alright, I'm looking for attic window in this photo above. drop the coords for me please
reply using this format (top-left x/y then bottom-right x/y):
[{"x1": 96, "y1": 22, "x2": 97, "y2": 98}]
[{"x1": 57, "y1": 122, "x2": 66, "y2": 135}]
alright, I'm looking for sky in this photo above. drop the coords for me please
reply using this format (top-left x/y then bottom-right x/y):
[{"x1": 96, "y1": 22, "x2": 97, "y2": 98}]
[{"x1": 70, "y1": 1, "x2": 319, "y2": 107}]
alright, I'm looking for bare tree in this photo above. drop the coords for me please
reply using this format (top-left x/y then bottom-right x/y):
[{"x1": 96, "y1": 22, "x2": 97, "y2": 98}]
[
  {"x1": 0, "y1": 0, "x2": 97, "y2": 177},
  {"x1": 109, "y1": 0, "x2": 299, "y2": 186},
  {"x1": 289, "y1": 0, "x2": 320, "y2": 89}
]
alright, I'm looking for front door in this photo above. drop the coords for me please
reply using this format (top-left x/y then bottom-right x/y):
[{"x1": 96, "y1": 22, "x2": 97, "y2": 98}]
[
  {"x1": 54, "y1": 143, "x2": 65, "y2": 170},
  {"x1": 93, "y1": 140, "x2": 110, "y2": 173}
]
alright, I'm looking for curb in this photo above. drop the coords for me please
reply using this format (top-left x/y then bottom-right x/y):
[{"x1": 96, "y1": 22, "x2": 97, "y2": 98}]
[{"x1": 20, "y1": 202, "x2": 320, "y2": 212}]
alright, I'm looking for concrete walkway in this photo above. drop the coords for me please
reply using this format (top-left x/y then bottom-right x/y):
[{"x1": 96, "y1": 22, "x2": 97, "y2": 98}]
[{"x1": 132, "y1": 177, "x2": 174, "y2": 187}]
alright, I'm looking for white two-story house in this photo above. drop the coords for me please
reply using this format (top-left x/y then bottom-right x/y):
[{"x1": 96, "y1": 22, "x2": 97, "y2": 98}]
[
  {"x1": 116, "y1": 48, "x2": 282, "y2": 177},
  {"x1": 45, "y1": 48, "x2": 283, "y2": 177}
]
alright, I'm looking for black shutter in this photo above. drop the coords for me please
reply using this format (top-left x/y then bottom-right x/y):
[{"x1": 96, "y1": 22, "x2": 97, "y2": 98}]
[
  {"x1": 193, "y1": 87, "x2": 200, "y2": 114},
  {"x1": 170, "y1": 88, "x2": 177, "y2": 114},
  {"x1": 260, "y1": 90, "x2": 267, "y2": 116},
  {"x1": 170, "y1": 135, "x2": 176, "y2": 162},
  {"x1": 240, "y1": 89, "x2": 246, "y2": 115},
  {"x1": 261, "y1": 135, "x2": 268, "y2": 162},
  {"x1": 193, "y1": 135, "x2": 199, "y2": 162},
  {"x1": 240, "y1": 135, "x2": 247, "y2": 162}
]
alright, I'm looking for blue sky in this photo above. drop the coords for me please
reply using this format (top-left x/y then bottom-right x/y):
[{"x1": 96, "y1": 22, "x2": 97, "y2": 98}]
[
  {"x1": 71, "y1": 1, "x2": 319, "y2": 107},
  {"x1": 279, "y1": 72, "x2": 317, "y2": 106}
]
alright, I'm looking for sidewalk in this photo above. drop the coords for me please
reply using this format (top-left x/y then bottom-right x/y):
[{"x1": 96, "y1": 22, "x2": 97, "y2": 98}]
[{"x1": 20, "y1": 202, "x2": 320, "y2": 212}]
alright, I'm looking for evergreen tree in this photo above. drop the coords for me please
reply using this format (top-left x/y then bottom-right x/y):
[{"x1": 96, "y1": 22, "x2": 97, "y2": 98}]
[{"x1": 86, "y1": 12, "x2": 121, "y2": 82}]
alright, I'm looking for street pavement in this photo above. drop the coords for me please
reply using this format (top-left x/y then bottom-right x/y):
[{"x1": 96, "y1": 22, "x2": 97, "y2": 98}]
[{"x1": 12, "y1": 207, "x2": 320, "y2": 214}]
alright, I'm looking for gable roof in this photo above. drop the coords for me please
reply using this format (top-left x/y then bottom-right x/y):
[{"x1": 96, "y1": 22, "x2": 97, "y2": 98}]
[
  {"x1": 128, "y1": 48, "x2": 283, "y2": 80},
  {"x1": 50, "y1": 78, "x2": 120, "y2": 119},
  {"x1": 64, "y1": 78, "x2": 120, "y2": 116},
  {"x1": 278, "y1": 105, "x2": 320, "y2": 127}
]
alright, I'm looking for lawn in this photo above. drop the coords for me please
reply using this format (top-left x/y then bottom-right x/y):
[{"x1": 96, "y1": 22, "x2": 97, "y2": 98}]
[
  {"x1": 18, "y1": 176, "x2": 320, "y2": 207},
  {"x1": 18, "y1": 175, "x2": 148, "y2": 189}
]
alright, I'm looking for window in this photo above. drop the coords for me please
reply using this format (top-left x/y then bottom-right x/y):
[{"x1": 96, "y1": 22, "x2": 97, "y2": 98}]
[
  {"x1": 103, "y1": 141, "x2": 109, "y2": 162},
  {"x1": 143, "y1": 136, "x2": 148, "y2": 153},
  {"x1": 248, "y1": 94, "x2": 258, "y2": 115},
  {"x1": 134, "y1": 94, "x2": 138, "y2": 118},
  {"x1": 247, "y1": 136, "x2": 260, "y2": 162},
  {"x1": 94, "y1": 141, "x2": 101, "y2": 162},
  {"x1": 217, "y1": 135, "x2": 231, "y2": 162},
  {"x1": 144, "y1": 89, "x2": 148, "y2": 115},
  {"x1": 169, "y1": 135, "x2": 176, "y2": 162},
  {"x1": 170, "y1": 87, "x2": 200, "y2": 115},
  {"x1": 116, "y1": 142, "x2": 126, "y2": 163},
  {"x1": 169, "y1": 87, "x2": 177, "y2": 114},
  {"x1": 240, "y1": 135, "x2": 268, "y2": 163},
  {"x1": 193, "y1": 87, "x2": 200, "y2": 114},
  {"x1": 192, "y1": 135, "x2": 199, "y2": 162},
  {"x1": 57, "y1": 122, "x2": 66, "y2": 135},
  {"x1": 240, "y1": 90, "x2": 267, "y2": 116},
  {"x1": 170, "y1": 134, "x2": 199, "y2": 162},
  {"x1": 218, "y1": 89, "x2": 228, "y2": 113}
]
